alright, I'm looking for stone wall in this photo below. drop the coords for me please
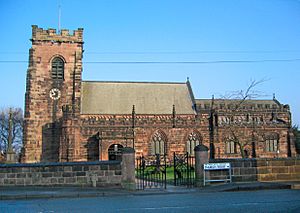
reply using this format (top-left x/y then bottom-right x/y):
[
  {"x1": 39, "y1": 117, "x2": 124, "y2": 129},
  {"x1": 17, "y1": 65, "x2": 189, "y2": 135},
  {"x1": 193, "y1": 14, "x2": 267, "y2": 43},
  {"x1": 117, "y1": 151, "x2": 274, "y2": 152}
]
[
  {"x1": 0, "y1": 161, "x2": 122, "y2": 187},
  {"x1": 208, "y1": 158, "x2": 300, "y2": 182},
  {"x1": 78, "y1": 113, "x2": 210, "y2": 161}
]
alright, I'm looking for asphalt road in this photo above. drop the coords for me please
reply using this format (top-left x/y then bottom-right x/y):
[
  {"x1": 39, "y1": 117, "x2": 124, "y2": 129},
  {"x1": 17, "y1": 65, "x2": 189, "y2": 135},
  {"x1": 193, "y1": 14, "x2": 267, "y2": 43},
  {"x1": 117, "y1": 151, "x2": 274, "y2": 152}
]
[{"x1": 1, "y1": 189, "x2": 300, "y2": 213}]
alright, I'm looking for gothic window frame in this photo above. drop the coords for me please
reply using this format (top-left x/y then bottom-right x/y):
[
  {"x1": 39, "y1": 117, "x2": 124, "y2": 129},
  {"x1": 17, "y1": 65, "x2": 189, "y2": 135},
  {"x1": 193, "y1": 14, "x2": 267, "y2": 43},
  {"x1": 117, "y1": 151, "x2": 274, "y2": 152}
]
[
  {"x1": 51, "y1": 57, "x2": 64, "y2": 80},
  {"x1": 265, "y1": 134, "x2": 279, "y2": 152},
  {"x1": 225, "y1": 139, "x2": 237, "y2": 154},
  {"x1": 186, "y1": 132, "x2": 201, "y2": 156},
  {"x1": 150, "y1": 131, "x2": 166, "y2": 156}
]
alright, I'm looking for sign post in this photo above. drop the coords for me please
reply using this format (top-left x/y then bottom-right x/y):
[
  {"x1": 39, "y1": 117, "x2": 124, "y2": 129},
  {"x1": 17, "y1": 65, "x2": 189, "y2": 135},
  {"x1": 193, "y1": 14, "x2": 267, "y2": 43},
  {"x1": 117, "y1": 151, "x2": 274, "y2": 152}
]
[{"x1": 203, "y1": 163, "x2": 232, "y2": 186}]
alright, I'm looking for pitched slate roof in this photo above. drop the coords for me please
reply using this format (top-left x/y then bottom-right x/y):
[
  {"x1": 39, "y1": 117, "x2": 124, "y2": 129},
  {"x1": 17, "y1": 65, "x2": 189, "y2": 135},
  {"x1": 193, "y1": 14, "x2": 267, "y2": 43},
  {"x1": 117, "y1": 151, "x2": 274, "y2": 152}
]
[{"x1": 81, "y1": 81, "x2": 196, "y2": 115}]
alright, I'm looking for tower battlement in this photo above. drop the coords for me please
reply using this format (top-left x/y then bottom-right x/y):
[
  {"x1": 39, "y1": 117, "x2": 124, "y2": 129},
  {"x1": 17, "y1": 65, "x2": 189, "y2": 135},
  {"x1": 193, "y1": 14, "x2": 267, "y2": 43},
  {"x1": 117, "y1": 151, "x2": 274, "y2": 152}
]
[{"x1": 31, "y1": 25, "x2": 83, "y2": 43}]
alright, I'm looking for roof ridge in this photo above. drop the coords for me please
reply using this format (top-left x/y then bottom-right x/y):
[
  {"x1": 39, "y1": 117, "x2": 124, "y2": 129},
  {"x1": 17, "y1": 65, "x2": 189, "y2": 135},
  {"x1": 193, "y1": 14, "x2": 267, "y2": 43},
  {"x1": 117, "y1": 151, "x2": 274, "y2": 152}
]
[{"x1": 82, "y1": 80, "x2": 186, "y2": 84}]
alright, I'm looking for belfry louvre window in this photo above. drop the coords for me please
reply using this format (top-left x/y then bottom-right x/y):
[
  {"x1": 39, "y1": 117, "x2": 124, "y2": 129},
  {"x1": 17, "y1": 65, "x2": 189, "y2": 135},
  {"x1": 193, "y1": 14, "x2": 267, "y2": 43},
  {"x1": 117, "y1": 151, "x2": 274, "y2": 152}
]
[{"x1": 51, "y1": 57, "x2": 64, "y2": 80}]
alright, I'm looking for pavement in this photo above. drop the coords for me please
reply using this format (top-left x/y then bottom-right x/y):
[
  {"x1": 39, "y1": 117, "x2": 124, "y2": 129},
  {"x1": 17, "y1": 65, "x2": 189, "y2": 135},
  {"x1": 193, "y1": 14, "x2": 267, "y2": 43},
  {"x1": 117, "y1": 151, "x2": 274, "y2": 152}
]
[{"x1": 0, "y1": 181, "x2": 299, "y2": 200}]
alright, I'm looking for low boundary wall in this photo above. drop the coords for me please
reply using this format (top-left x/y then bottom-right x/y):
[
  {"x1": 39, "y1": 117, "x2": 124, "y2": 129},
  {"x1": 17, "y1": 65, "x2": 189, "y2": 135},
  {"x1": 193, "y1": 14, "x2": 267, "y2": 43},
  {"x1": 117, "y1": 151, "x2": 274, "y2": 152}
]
[
  {"x1": 0, "y1": 148, "x2": 135, "y2": 189},
  {"x1": 209, "y1": 158, "x2": 300, "y2": 182},
  {"x1": 0, "y1": 161, "x2": 122, "y2": 187}
]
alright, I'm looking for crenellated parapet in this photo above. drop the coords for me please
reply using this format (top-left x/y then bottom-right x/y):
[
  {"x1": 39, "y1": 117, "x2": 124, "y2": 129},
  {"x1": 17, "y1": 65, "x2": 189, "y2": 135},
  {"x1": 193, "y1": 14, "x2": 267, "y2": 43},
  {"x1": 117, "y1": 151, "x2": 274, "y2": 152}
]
[
  {"x1": 31, "y1": 25, "x2": 83, "y2": 43},
  {"x1": 80, "y1": 114, "x2": 201, "y2": 127},
  {"x1": 196, "y1": 99, "x2": 291, "y2": 112},
  {"x1": 217, "y1": 115, "x2": 290, "y2": 127}
]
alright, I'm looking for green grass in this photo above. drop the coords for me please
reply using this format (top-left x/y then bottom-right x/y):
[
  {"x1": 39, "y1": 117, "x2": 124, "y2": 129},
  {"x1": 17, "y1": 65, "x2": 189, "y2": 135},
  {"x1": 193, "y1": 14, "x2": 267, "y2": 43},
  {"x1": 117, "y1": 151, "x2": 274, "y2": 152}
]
[
  {"x1": 136, "y1": 165, "x2": 195, "y2": 184},
  {"x1": 166, "y1": 166, "x2": 175, "y2": 181}
]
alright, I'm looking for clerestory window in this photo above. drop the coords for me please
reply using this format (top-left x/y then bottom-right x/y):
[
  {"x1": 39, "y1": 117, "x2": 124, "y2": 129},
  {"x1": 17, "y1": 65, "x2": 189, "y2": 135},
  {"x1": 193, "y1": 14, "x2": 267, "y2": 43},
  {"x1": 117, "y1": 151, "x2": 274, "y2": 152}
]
[
  {"x1": 225, "y1": 140, "x2": 237, "y2": 154},
  {"x1": 265, "y1": 134, "x2": 279, "y2": 152}
]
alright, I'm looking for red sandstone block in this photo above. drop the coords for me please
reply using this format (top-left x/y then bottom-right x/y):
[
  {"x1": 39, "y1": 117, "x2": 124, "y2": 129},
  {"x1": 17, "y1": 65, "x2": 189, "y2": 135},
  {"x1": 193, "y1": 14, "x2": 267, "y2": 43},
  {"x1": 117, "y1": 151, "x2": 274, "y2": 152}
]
[
  {"x1": 293, "y1": 173, "x2": 300, "y2": 179},
  {"x1": 257, "y1": 167, "x2": 270, "y2": 174},
  {"x1": 270, "y1": 160, "x2": 285, "y2": 166},
  {"x1": 272, "y1": 167, "x2": 288, "y2": 174},
  {"x1": 294, "y1": 165, "x2": 300, "y2": 173},
  {"x1": 284, "y1": 160, "x2": 295, "y2": 166},
  {"x1": 256, "y1": 160, "x2": 267, "y2": 167},
  {"x1": 258, "y1": 174, "x2": 276, "y2": 181},
  {"x1": 240, "y1": 168, "x2": 257, "y2": 175},
  {"x1": 276, "y1": 173, "x2": 292, "y2": 181},
  {"x1": 232, "y1": 168, "x2": 240, "y2": 176},
  {"x1": 288, "y1": 166, "x2": 296, "y2": 173}
]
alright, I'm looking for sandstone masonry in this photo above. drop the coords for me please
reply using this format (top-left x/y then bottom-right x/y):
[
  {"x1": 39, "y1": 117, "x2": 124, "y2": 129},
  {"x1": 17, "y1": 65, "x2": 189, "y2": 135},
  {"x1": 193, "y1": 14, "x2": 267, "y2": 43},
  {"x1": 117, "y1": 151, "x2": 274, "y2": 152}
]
[{"x1": 22, "y1": 25, "x2": 296, "y2": 163}]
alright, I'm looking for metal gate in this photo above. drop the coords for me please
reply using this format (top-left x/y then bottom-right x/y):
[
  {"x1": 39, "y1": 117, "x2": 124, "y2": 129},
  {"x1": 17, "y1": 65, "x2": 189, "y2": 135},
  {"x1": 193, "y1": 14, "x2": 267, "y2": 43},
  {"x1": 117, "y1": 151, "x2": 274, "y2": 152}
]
[
  {"x1": 136, "y1": 154, "x2": 167, "y2": 190},
  {"x1": 173, "y1": 152, "x2": 195, "y2": 187}
]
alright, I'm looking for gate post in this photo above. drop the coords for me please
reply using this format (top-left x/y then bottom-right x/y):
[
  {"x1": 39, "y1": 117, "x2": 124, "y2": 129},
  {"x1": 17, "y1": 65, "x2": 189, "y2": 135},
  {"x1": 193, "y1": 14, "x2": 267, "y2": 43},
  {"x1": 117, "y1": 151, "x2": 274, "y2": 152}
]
[
  {"x1": 194, "y1": 144, "x2": 209, "y2": 187},
  {"x1": 121, "y1": 147, "x2": 135, "y2": 190}
]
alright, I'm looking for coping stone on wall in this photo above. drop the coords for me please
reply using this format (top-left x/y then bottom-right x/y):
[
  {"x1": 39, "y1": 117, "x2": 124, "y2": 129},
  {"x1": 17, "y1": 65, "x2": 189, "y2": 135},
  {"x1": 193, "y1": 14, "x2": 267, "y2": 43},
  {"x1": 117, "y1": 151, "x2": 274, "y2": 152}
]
[{"x1": 0, "y1": 160, "x2": 121, "y2": 168}]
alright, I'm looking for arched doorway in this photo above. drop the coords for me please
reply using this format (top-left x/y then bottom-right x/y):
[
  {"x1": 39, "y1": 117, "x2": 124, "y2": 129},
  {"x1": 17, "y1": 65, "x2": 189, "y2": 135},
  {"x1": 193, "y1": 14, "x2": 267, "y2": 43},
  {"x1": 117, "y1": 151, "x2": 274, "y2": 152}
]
[{"x1": 108, "y1": 144, "x2": 123, "y2": 161}]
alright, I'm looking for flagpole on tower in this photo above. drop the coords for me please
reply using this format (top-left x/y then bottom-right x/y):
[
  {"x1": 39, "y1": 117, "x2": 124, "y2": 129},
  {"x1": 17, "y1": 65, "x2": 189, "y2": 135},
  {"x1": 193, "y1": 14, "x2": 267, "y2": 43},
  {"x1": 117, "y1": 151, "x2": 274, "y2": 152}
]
[{"x1": 58, "y1": 3, "x2": 61, "y2": 32}]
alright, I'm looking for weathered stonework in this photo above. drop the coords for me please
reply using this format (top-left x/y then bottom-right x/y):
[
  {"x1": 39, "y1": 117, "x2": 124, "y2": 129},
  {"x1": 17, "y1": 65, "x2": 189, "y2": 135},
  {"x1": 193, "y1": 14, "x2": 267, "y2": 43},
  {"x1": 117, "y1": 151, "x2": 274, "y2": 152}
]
[
  {"x1": 0, "y1": 161, "x2": 122, "y2": 187},
  {"x1": 23, "y1": 26, "x2": 83, "y2": 163},
  {"x1": 22, "y1": 26, "x2": 296, "y2": 163},
  {"x1": 209, "y1": 158, "x2": 300, "y2": 182},
  {"x1": 196, "y1": 99, "x2": 295, "y2": 159}
]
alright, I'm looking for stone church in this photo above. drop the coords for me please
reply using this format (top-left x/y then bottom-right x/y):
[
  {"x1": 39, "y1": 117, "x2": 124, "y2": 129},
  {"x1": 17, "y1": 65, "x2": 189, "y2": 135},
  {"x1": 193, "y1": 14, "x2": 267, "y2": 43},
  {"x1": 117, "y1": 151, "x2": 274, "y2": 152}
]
[{"x1": 22, "y1": 26, "x2": 296, "y2": 163}]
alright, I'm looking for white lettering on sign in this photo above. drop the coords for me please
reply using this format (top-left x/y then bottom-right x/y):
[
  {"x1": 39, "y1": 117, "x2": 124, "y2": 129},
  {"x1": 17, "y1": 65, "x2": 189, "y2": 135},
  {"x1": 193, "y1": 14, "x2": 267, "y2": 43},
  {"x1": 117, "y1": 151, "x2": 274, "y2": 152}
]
[{"x1": 204, "y1": 163, "x2": 231, "y2": 170}]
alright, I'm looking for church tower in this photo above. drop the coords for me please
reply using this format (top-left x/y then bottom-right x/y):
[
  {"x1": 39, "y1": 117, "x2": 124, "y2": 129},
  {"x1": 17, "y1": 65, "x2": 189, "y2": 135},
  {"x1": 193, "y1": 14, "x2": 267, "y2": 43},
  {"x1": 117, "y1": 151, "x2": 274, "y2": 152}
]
[{"x1": 22, "y1": 25, "x2": 83, "y2": 163}]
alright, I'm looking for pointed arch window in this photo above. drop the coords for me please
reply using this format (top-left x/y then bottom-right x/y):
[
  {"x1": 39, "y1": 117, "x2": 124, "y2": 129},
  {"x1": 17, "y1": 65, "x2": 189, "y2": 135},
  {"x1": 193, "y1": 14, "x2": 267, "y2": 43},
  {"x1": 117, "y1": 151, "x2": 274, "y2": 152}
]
[
  {"x1": 186, "y1": 132, "x2": 201, "y2": 156},
  {"x1": 51, "y1": 57, "x2": 64, "y2": 80},
  {"x1": 151, "y1": 131, "x2": 166, "y2": 155}
]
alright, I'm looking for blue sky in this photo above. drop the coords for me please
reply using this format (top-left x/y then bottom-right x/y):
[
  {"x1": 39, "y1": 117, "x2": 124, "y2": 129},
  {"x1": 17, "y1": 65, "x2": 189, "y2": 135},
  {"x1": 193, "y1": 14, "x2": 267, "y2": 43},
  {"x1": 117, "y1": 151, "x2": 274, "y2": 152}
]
[{"x1": 0, "y1": 0, "x2": 299, "y2": 125}]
